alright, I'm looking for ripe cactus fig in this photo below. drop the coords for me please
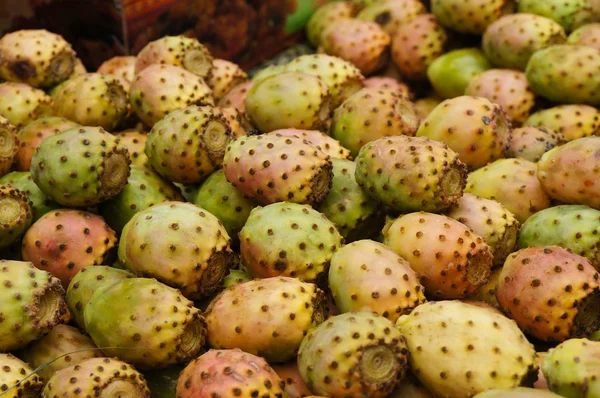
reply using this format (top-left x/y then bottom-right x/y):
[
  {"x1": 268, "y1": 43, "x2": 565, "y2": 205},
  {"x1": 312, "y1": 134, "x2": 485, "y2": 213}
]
[
  {"x1": 431, "y1": 0, "x2": 514, "y2": 34},
  {"x1": 0, "y1": 82, "x2": 53, "y2": 128},
  {"x1": 0, "y1": 171, "x2": 60, "y2": 222},
  {"x1": 273, "y1": 362, "x2": 313, "y2": 398},
  {"x1": 384, "y1": 212, "x2": 493, "y2": 299},
  {"x1": 0, "y1": 184, "x2": 33, "y2": 249},
  {"x1": 97, "y1": 55, "x2": 136, "y2": 91},
  {"x1": 217, "y1": 81, "x2": 254, "y2": 115},
  {"x1": 114, "y1": 129, "x2": 149, "y2": 167},
  {"x1": 568, "y1": 22, "x2": 600, "y2": 49},
  {"x1": 306, "y1": 1, "x2": 357, "y2": 47},
  {"x1": 220, "y1": 107, "x2": 256, "y2": 138},
  {"x1": 0, "y1": 353, "x2": 43, "y2": 397},
  {"x1": 267, "y1": 129, "x2": 352, "y2": 160},
  {"x1": 524, "y1": 104, "x2": 600, "y2": 141},
  {"x1": 518, "y1": 0, "x2": 597, "y2": 32},
  {"x1": 506, "y1": 126, "x2": 565, "y2": 163},
  {"x1": 363, "y1": 76, "x2": 412, "y2": 98},
  {"x1": 465, "y1": 266, "x2": 502, "y2": 308},
  {"x1": 496, "y1": 246, "x2": 600, "y2": 342},
  {"x1": 357, "y1": 0, "x2": 427, "y2": 36},
  {"x1": 207, "y1": 59, "x2": 247, "y2": 101},
  {"x1": 426, "y1": 48, "x2": 491, "y2": 99}
]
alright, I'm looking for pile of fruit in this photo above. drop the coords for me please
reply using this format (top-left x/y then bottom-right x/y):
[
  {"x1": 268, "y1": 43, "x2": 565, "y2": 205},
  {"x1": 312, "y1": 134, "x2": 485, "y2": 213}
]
[{"x1": 0, "y1": 0, "x2": 599, "y2": 396}]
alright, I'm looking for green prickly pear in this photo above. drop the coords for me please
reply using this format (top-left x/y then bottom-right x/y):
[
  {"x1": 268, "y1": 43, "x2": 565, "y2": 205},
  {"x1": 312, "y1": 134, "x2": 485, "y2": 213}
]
[
  {"x1": 568, "y1": 23, "x2": 600, "y2": 49},
  {"x1": 427, "y1": 48, "x2": 491, "y2": 99},
  {"x1": 518, "y1": 0, "x2": 597, "y2": 32},
  {"x1": 0, "y1": 184, "x2": 33, "y2": 249}
]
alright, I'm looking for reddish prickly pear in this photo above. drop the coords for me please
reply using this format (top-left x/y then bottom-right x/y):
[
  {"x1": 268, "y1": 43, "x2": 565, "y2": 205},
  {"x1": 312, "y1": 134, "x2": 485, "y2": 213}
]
[
  {"x1": 506, "y1": 126, "x2": 565, "y2": 163},
  {"x1": 207, "y1": 59, "x2": 248, "y2": 101},
  {"x1": 217, "y1": 81, "x2": 254, "y2": 115},
  {"x1": 306, "y1": 1, "x2": 357, "y2": 47},
  {"x1": 268, "y1": 129, "x2": 352, "y2": 160}
]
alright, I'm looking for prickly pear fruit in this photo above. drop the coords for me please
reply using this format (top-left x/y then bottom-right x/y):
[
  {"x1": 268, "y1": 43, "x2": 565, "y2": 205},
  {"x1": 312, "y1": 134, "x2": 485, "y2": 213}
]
[
  {"x1": 391, "y1": 13, "x2": 449, "y2": 80},
  {"x1": 431, "y1": 0, "x2": 514, "y2": 34},
  {"x1": 15, "y1": 117, "x2": 79, "y2": 172},
  {"x1": 119, "y1": 201, "x2": 234, "y2": 299},
  {"x1": 355, "y1": 135, "x2": 468, "y2": 213},
  {"x1": 524, "y1": 104, "x2": 600, "y2": 141},
  {"x1": 0, "y1": 172, "x2": 60, "y2": 222},
  {"x1": 0, "y1": 353, "x2": 43, "y2": 397},
  {"x1": 129, "y1": 64, "x2": 214, "y2": 127},
  {"x1": 298, "y1": 311, "x2": 409, "y2": 397},
  {"x1": 518, "y1": 0, "x2": 597, "y2": 33},
  {"x1": 465, "y1": 69, "x2": 535, "y2": 125},
  {"x1": 223, "y1": 134, "x2": 333, "y2": 206},
  {"x1": 84, "y1": 277, "x2": 206, "y2": 369},
  {"x1": 30, "y1": 126, "x2": 131, "y2": 207},
  {"x1": 506, "y1": 126, "x2": 565, "y2": 162},
  {"x1": 114, "y1": 129, "x2": 149, "y2": 167},
  {"x1": 222, "y1": 268, "x2": 253, "y2": 288},
  {"x1": 217, "y1": 81, "x2": 254, "y2": 115},
  {"x1": 251, "y1": 64, "x2": 286, "y2": 82},
  {"x1": 497, "y1": 246, "x2": 600, "y2": 342},
  {"x1": 283, "y1": 54, "x2": 365, "y2": 108},
  {"x1": 176, "y1": 349, "x2": 286, "y2": 398},
  {"x1": 542, "y1": 338, "x2": 600, "y2": 397},
  {"x1": 322, "y1": 19, "x2": 391, "y2": 75},
  {"x1": 427, "y1": 48, "x2": 491, "y2": 99},
  {"x1": 240, "y1": 202, "x2": 343, "y2": 282},
  {"x1": 205, "y1": 277, "x2": 327, "y2": 362},
  {"x1": 384, "y1": 212, "x2": 493, "y2": 299},
  {"x1": 526, "y1": 45, "x2": 600, "y2": 105},
  {"x1": 446, "y1": 193, "x2": 520, "y2": 266},
  {"x1": 268, "y1": 129, "x2": 352, "y2": 160},
  {"x1": 0, "y1": 260, "x2": 66, "y2": 351},
  {"x1": 99, "y1": 165, "x2": 183, "y2": 232},
  {"x1": 518, "y1": 205, "x2": 600, "y2": 270},
  {"x1": 135, "y1": 35, "x2": 213, "y2": 79},
  {"x1": 306, "y1": 1, "x2": 357, "y2": 47},
  {"x1": 465, "y1": 158, "x2": 552, "y2": 223},
  {"x1": 144, "y1": 105, "x2": 231, "y2": 184},
  {"x1": 43, "y1": 357, "x2": 151, "y2": 397},
  {"x1": 97, "y1": 55, "x2": 136, "y2": 91},
  {"x1": 0, "y1": 184, "x2": 33, "y2": 249},
  {"x1": 417, "y1": 96, "x2": 511, "y2": 170},
  {"x1": 316, "y1": 158, "x2": 382, "y2": 242},
  {"x1": 465, "y1": 266, "x2": 502, "y2": 308},
  {"x1": 329, "y1": 239, "x2": 425, "y2": 321},
  {"x1": 207, "y1": 59, "x2": 247, "y2": 101},
  {"x1": 53, "y1": 73, "x2": 128, "y2": 131},
  {"x1": 193, "y1": 169, "x2": 256, "y2": 245},
  {"x1": 357, "y1": 0, "x2": 427, "y2": 36},
  {"x1": 483, "y1": 14, "x2": 567, "y2": 70},
  {"x1": 415, "y1": 96, "x2": 443, "y2": 119},
  {"x1": 220, "y1": 106, "x2": 255, "y2": 138},
  {"x1": 397, "y1": 300, "x2": 538, "y2": 397},
  {"x1": 0, "y1": 29, "x2": 76, "y2": 88},
  {"x1": 22, "y1": 210, "x2": 117, "y2": 288},
  {"x1": 246, "y1": 71, "x2": 332, "y2": 133},
  {"x1": 568, "y1": 23, "x2": 600, "y2": 49},
  {"x1": 273, "y1": 362, "x2": 313, "y2": 398},
  {"x1": 20, "y1": 324, "x2": 101, "y2": 381},
  {"x1": 66, "y1": 265, "x2": 134, "y2": 329},
  {"x1": 537, "y1": 137, "x2": 600, "y2": 209},
  {"x1": 0, "y1": 82, "x2": 53, "y2": 128},
  {"x1": 389, "y1": 376, "x2": 436, "y2": 398},
  {"x1": 473, "y1": 388, "x2": 562, "y2": 397},
  {"x1": 0, "y1": 117, "x2": 17, "y2": 177},
  {"x1": 363, "y1": 76, "x2": 412, "y2": 98},
  {"x1": 331, "y1": 88, "x2": 420, "y2": 157}
]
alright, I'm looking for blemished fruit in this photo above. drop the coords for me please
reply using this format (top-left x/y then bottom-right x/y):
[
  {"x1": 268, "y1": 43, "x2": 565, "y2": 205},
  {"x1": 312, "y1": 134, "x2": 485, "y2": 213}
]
[
  {"x1": 355, "y1": 135, "x2": 468, "y2": 214},
  {"x1": 384, "y1": 212, "x2": 493, "y2": 299},
  {"x1": 0, "y1": 260, "x2": 67, "y2": 352},
  {"x1": 30, "y1": 126, "x2": 131, "y2": 207},
  {"x1": 298, "y1": 312, "x2": 409, "y2": 397},
  {"x1": 329, "y1": 239, "x2": 426, "y2": 321},
  {"x1": 524, "y1": 104, "x2": 600, "y2": 141},
  {"x1": 43, "y1": 357, "x2": 151, "y2": 397},
  {"x1": 83, "y1": 277, "x2": 207, "y2": 370},
  {"x1": 397, "y1": 300, "x2": 539, "y2": 398},
  {"x1": 223, "y1": 134, "x2": 333, "y2": 206},
  {"x1": 0, "y1": 184, "x2": 33, "y2": 250},
  {"x1": 496, "y1": 246, "x2": 600, "y2": 342},
  {"x1": 427, "y1": 48, "x2": 491, "y2": 99},
  {"x1": 0, "y1": 82, "x2": 54, "y2": 128},
  {"x1": 537, "y1": 136, "x2": 600, "y2": 209},
  {"x1": 176, "y1": 349, "x2": 287, "y2": 398},
  {"x1": 21, "y1": 209, "x2": 118, "y2": 288},
  {"x1": 204, "y1": 276, "x2": 327, "y2": 362},
  {"x1": 0, "y1": 353, "x2": 44, "y2": 397},
  {"x1": 357, "y1": 0, "x2": 427, "y2": 37},
  {"x1": 506, "y1": 126, "x2": 565, "y2": 163},
  {"x1": 0, "y1": 29, "x2": 76, "y2": 88}
]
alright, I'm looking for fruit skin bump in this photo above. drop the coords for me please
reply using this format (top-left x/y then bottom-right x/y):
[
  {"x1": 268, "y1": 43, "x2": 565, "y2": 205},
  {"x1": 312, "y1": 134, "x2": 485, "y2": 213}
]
[
  {"x1": 204, "y1": 276, "x2": 328, "y2": 362},
  {"x1": 0, "y1": 260, "x2": 67, "y2": 352},
  {"x1": 329, "y1": 239, "x2": 426, "y2": 321},
  {"x1": 30, "y1": 126, "x2": 131, "y2": 207},
  {"x1": 354, "y1": 135, "x2": 468, "y2": 214},
  {"x1": 239, "y1": 202, "x2": 343, "y2": 283},
  {"x1": 0, "y1": 29, "x2": 76, "y2": 88},
  {"x1": 118, "y1": 201, "x2": 235, "y2": 300},
  {"x1": 396, "y1": 300, "x2": 539, "y2": 398},
  {"x1": 496, "y1": 246, "x2": 600, "y2": 342},
  {"x1": 223, "y1": 134, "x2": 333, "y2": 206},
  {"x1": 0, "y1": 353, "x2": 44, "y2": 398},
  {"x1": 542, "y1": 338, "x2": 600, "y2": 397},
  {"x1": 537, "y1": 137, "x2": 600, "y2": 209},
  {"x1": 83, "y1": 277, "x2": 207, "y2": 370},
  {"x1": 518, "y1": 205, "x2": 600, "y2": 270},
  {"x1": 384, "y1": 212, "x2": 493, "y2": 300},
  {"x1": 525, "y1": 45, "x2": 600, "y2": 105},
  {"x1": 297, "y1": 311, "x2": 409, "y2": 397},
  {"x1": 43, "y1": 357, "x2": 151, "y2": 398},
  {"x1": 176, "y1": 349, "x2": 287, "y2": 398}
]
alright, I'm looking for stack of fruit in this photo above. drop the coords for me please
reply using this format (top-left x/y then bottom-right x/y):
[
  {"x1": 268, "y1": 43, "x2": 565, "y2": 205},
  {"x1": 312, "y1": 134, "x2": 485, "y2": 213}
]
[{"x1": 0, "y1": 0, "x2": 598, "y2": 396}]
